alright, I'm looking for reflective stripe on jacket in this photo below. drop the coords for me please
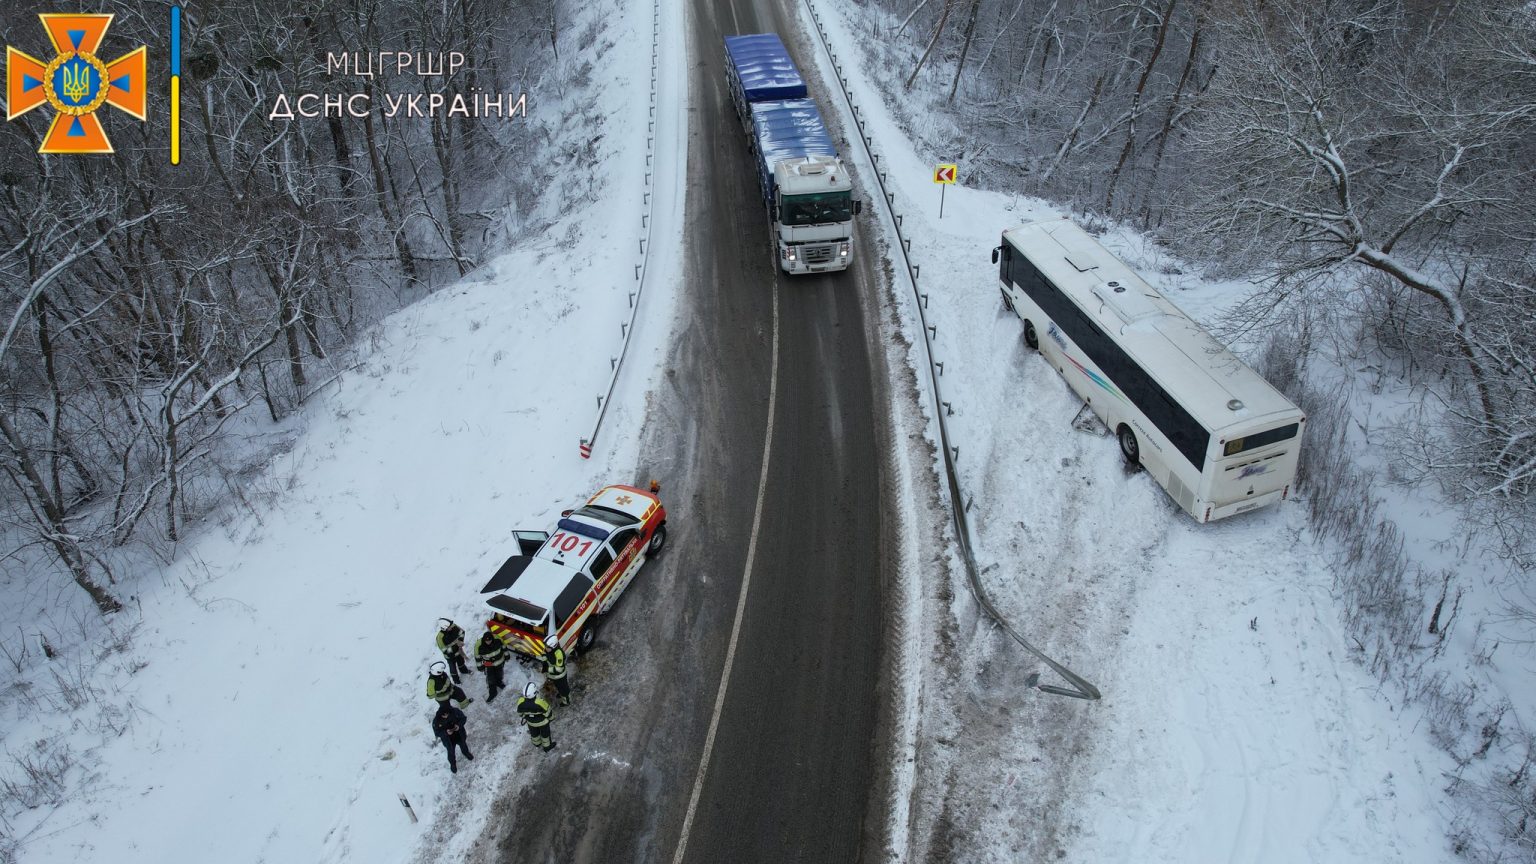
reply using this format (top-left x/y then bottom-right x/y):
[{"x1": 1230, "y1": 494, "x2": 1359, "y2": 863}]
[
  {"x1": 437, "y1": 625, "x2": 465, "y2": 654},
  {"x1": 476, "y1": 637, "x2": 507, "y2": 667},
  {"x1": 543, "y1": 647, "x2": 567, "y2": 679},
  {"x1": 517, "y1": 695, "x2": 553, "y2": 727},
  {"x1": 427, "y1": 675, "x2": 454, "y2": 701}
]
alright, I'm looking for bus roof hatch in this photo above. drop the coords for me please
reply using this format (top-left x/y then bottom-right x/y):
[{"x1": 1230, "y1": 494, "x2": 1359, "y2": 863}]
[{"x1": 1094, "y1": 280, "x2": 1162, "y2": 324}]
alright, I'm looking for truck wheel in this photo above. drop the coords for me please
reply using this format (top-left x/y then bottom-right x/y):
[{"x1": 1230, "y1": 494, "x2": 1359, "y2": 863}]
[
  {"x1": 648, "y1": 524, "x2": 668, "y2": 556},
  {"x1": 1118, "y1": 425, "x2": 1141, "y2": 468},
  {"x1": 577, "y1": 621, "x2": 601, "y2": 653},
  {"x1": 1024, "y1": 320, "x2": 1039, "y2": 351}
]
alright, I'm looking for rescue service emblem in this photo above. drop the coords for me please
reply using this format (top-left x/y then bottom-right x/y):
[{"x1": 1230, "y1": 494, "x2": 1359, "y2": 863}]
[{"x1": 5, "y1": 14, "x2": 147, "y2": 154}]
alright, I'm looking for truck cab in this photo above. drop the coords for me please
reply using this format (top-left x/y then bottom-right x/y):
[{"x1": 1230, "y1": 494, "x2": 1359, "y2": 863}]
[{"x1": 774, "y1": 156, "x2": 859, "y2": 273}]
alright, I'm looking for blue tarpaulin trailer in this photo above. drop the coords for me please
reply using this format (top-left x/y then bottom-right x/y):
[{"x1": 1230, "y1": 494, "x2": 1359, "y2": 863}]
[
  {"x1": 724, "y1": 33, "x2": 806, "y2": 119},
  {"x1": 724, "y1": 34, "x2": 840, "y2": 206},
  {"x1": 749, "y1": 99, "x2": 837, "y2": 204}
]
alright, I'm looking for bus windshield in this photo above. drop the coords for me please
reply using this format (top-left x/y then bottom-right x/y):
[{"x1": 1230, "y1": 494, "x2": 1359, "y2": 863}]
[{"x1": 781, "y1": 191, "x2": 852, "y2": 226}]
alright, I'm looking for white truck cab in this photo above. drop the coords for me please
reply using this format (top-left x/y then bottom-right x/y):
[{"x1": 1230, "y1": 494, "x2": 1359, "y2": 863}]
[{"x1": 773, "y1": 155, "x2": 859, "y2": 274}]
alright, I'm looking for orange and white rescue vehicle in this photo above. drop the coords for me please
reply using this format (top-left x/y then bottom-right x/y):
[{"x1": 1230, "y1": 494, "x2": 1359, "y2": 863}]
[{"x1": 481, "y1": 482, "x2": 667, "y2": 658}]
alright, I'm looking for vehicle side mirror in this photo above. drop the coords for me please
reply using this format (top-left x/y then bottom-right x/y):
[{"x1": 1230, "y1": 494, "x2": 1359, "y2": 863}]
[
  {"x1": 990, "y1": 246, "x2": 1001, "y2": 264},
  {"x1": 854, "y1": 199, "x2": 864, "y2": 215}
]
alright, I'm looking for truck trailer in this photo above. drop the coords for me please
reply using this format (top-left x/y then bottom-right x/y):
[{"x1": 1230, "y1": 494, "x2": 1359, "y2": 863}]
[{"x1": 723, "y1": 33, "x2": 860, "y2": 275}]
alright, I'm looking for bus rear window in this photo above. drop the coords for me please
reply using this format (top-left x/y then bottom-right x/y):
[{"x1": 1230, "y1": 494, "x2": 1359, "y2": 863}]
[{"x1": 1223, "y1": 423, "x2": 1300, "y2": 457}]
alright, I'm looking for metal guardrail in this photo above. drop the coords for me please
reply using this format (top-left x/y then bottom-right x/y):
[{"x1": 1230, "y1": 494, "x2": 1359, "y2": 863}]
[
  {"x1": 800, "y1": 0, "x2": 1099, "y2": 701},
  {"x1": 580, "y1": 0, "x2": 663, "y2": 459}
]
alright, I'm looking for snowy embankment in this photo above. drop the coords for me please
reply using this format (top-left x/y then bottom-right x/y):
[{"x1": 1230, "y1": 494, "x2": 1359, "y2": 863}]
[
  {"x1": 0, "y1": 0, "x2": 684, "y2": 860},
  {"x1": 800, "y1": 1, "x2": 1459, "y2": 860}
]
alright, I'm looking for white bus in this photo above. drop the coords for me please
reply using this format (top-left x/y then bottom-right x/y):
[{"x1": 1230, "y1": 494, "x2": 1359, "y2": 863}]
[{"x1": 992, "y1": 218, "x2": 1305, "y2": 522}]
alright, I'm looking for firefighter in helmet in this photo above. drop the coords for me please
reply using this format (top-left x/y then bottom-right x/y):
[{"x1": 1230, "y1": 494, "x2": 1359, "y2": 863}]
[
  {"x1": 436, "y1": 618, "x2": 471, "y2": 683},
  {"x1": 426, "y1": 662, "x2": 474, "y2": 708},
  {"x1": 542, "y1": 633, "x2": 571, "y2": 707},
  {"x1": 475, "y1": 630, "x2": 508, "y2": 702},
  {"x1": 516, "y1": 681, "x2": 555, "y2": 752}
]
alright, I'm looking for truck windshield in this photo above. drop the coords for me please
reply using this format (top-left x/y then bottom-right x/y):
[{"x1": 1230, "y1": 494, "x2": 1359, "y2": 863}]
[{"x1": 781, "y1": 191, "x2": 852, "y2": 226}]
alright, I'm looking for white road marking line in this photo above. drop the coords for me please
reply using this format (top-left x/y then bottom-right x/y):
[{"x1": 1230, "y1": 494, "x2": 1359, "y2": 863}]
[{"x1": 670, "y1": 281, "x2": 780, "y2": 864}]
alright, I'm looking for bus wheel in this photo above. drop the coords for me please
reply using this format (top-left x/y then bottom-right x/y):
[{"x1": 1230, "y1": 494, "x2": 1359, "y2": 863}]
[
  {"x1": 648, "y1": 524, "x2": 668, "y2": 556},
  {"x1": 1023, "y1": 320, "x2": 1039, "y2": 351},
  {"x1": 1000, "y1": 290, "x2": 1014, "y2": 313},
  {"x1": 577, "y1": 620, "x2": 601, "y2": 653},
  {"x1": 1117, "y1": 425, "x2": 1140, "y2": 467}
]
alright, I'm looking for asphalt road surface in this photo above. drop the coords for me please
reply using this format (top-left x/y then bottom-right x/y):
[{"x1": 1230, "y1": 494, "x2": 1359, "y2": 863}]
[{"x1": 486, "y1": 0, "x2": 895, "y2": 860}]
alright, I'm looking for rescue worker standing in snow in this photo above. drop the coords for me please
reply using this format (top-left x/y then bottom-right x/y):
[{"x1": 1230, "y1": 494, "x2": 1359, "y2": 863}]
[
  {"x1": 475, "y1": 630, "x2": 508, "y2": 702},
  {"x1": 516, "y1": 681, "x2": 556, "y2": 752},
  {"x1": 542, "y1": 634, "x2": 572, "y2": 707},
  {"x1": 436, "y1": 619, "x2": 471, "y2": 683},
  {"x1": 432, "y1": 703, "x2": 474, "y2": 773},
  {"x1": 427, "y1": 665, "x2": 474, "y2": 708}
]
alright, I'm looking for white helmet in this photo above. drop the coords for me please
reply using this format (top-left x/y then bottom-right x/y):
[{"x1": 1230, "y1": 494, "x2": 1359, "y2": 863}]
[
  {"x1": 523, "y1": 682, "x2": 540, "y2": 699},
  {"x1": 546, "y1": 634, "x2": 560, "y2": 649}
]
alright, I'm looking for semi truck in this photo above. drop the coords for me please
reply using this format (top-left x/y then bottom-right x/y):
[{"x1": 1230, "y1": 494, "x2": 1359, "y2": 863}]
[{"x1": 723, "y1": 33, "x2": 861, "y2": 275}]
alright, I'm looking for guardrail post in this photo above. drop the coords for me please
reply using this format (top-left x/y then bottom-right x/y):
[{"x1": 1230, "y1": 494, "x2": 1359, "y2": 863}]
[
  {"x1": 935, "y1": 361, "x2": 944, "y2": 375},
  {"x1": 927, "y1": 324, "x2": 937, "y2": 340},
  {"x1": 913, "y1": 264, "x2": 920, "y2": 280},
  {"x1": 943, "y1": 401, "x2": 954, "y2": 416}
]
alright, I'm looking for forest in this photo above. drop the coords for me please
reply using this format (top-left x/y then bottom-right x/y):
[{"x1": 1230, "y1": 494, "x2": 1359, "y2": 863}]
[{"x1": 0, "y1": 0, "x2": 562, "y2": 615}]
